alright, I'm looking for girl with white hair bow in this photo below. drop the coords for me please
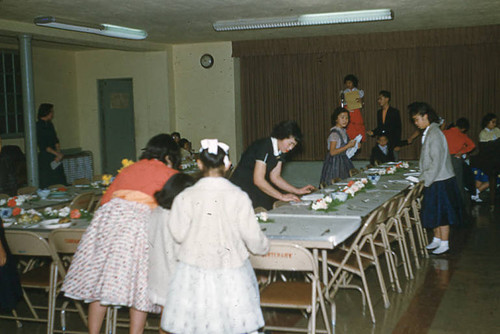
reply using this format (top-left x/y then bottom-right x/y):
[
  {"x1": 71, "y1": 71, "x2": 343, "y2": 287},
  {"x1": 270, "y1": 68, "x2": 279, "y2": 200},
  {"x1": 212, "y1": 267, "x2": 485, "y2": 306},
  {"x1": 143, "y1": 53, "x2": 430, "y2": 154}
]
[{"x1": 159, "y1": 139, "x2": 269, "y2": 334}]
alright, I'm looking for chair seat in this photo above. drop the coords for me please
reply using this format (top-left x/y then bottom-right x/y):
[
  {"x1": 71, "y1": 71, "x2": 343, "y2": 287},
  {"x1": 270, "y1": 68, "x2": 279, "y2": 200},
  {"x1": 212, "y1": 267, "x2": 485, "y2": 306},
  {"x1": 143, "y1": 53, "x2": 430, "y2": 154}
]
[
  {"x1": 326, "y1": 249, "x2": 372, "y2": 273},
  {"x1": 260, "y1": 281, "x2": 313, "y2": 309}
]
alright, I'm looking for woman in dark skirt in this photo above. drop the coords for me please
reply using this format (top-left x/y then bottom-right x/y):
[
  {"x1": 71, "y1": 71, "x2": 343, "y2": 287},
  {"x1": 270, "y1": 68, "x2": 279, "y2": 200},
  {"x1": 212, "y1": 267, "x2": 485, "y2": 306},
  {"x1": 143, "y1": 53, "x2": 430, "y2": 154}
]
[
  {"x1": 36, "y1": 103, "x2": 67, "y2": 189},
  {"x1": 408, "y1": 102, "x2": 462, "y2": 255},
  {"x1": 0, "y1": 220, "x2": 22, "y2": 312}
]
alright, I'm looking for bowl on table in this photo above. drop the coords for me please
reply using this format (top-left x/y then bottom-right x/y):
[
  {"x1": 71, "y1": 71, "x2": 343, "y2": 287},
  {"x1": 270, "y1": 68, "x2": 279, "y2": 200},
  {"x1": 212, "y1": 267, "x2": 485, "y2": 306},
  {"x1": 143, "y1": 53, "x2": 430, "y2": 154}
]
[
  {"x1": 367, "y1": 174, "x2": 381, "y2": 185},
  {"x1": 37, "y1": 189, "x2": 51, "y2": 199}
]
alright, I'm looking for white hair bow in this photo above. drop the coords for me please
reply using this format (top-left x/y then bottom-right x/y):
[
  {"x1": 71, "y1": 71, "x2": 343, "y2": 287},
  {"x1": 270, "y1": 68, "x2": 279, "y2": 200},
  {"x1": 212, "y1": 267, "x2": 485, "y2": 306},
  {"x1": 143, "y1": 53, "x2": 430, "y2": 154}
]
[{"x1": 200, "y1": 139, "x2": 231, "y2": 168}]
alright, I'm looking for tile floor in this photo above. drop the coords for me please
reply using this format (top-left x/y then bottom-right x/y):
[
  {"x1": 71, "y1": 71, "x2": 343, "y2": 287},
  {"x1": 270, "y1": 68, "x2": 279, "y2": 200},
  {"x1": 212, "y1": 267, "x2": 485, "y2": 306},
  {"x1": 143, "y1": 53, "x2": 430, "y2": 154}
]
[{"x1": 1, "y1": 201, "x2": 499, "y2": 334}]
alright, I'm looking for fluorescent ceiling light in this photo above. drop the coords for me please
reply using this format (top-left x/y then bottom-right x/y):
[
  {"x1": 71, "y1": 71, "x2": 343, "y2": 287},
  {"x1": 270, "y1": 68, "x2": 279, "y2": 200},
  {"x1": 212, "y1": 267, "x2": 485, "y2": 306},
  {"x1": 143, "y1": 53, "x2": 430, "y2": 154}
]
[
  {"x1": 213, "y1": 9, "x2": 392, "y2": 31},
  {"x1": 34, "y1": 16, "x2": 147, "y2": 40}
]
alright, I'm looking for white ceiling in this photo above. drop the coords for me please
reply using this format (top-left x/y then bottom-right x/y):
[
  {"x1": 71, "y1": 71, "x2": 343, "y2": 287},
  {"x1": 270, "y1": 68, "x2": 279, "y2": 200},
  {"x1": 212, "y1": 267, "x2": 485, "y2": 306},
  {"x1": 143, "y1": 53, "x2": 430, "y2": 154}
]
[{"x1": 0, "y1": 0, "x2": 499, "y2": 50}]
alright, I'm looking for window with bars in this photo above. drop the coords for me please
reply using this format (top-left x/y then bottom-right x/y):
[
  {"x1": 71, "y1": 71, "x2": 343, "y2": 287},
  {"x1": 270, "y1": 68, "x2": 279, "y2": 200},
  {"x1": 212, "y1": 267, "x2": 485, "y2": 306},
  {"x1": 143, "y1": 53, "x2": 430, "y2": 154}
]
[{"x1": 0, "y1": 50, "x2": 24, "y2": 137}]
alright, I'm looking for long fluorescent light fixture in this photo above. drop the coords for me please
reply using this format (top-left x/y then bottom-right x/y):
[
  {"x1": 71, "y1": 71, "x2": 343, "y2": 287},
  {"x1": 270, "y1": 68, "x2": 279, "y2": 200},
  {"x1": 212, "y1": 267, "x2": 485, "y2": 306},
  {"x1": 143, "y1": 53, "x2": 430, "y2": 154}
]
[
  {"x1": 213, "y1": 9, "x2": 392, "y2": 31},
  {"x1": 34, "y1": 16, "x2": 147, "y2": 40}
]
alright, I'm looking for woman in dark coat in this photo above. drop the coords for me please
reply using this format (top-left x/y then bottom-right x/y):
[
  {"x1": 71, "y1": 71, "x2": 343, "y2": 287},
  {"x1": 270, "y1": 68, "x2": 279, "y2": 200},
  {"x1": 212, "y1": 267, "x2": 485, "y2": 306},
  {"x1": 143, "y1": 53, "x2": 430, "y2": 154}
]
[{"x1": 36, "y1": 103, "x2": 67, "y2": 188}]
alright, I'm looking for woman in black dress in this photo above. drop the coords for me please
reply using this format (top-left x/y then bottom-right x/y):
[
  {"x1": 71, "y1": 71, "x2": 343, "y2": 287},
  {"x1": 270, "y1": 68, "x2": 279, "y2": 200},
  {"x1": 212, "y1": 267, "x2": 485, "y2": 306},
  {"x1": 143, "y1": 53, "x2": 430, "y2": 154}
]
[
  {"x1": 36, "y1": 103, "x2": 67, "y2": 188},
  {"x1": 230, "y1": 121, "x2": 315, "y2": 210}
]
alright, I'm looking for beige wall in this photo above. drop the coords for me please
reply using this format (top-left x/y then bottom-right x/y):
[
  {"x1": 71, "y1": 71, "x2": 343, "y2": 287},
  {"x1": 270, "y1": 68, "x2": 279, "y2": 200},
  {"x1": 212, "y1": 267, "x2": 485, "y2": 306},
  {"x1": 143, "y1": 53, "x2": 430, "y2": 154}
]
[
  {"x1": 2, "y1": 46, "x2": 79, "y2": 151},
  {"x1": 170, "y1": 42, "x2": 240, "y2": 159},
  {"x1": 74, "y1": 50, "x2": 170, "y2": 173}
]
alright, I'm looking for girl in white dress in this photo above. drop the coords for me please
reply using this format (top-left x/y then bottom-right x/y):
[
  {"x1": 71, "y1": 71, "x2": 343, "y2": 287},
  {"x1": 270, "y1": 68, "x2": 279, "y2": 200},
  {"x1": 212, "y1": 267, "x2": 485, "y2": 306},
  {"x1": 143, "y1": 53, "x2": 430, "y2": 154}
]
[{"x1": 160, "y1": 139, "x2": 269, "y2": 334}]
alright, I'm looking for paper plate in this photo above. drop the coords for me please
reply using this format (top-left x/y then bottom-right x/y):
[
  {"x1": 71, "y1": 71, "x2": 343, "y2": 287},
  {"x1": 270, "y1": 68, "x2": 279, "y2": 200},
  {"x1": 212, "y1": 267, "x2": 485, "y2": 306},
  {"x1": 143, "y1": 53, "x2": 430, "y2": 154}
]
[
  {"x1": 300, "y1": 193, "x2": 325, "y2": 201},
  {"x1": 2, "y1": 218, "x2": 15, "y2": 228},
  {"x1": 40, "y1": 219, "x2": 73, "y2": 229}
]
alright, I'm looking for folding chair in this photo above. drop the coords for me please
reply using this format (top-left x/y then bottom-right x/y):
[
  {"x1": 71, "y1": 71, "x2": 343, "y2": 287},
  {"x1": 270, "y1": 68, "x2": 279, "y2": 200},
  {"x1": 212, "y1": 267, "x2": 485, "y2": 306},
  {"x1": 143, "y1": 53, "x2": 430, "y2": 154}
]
[
  {"x1": 379, "y1": 194, "x2": 414, "y2": 280},
  {"x1": 398, "y1": 183, "x2": 425, "y2": 268},
  {"x1": 325, "y1": 206, "x2": 389, "y2": 324},
  {"x1": 72, "y1": 178, "x2": 90, "y2": 185},
  {"x1": 250, "y1": 241, "x2": 332, "y2": 334},
  {"x1": 48, "y1": 184, "x2": 66, "y2": 190},
  {"x1": 1, "y1": 230, "x2": 63, "y2": 334},
  {"x1": 349, "y1": 168, "x2": 360, "y2": 177},
  {"x1": 17, "y1": 186, "x2": 37, "y2": 195},
  {"x1": 69, "y1": 191, "x2": 94, "y2": 211},
  {"x1": 406, "y1": 182, "x2": 428, "y2": 258},
  {"x1": 48, "y1": 229, "x2": 88, "y2": 333},
  {"x1": 0, "y1": 193, "x2": 10, "y2": 200}
]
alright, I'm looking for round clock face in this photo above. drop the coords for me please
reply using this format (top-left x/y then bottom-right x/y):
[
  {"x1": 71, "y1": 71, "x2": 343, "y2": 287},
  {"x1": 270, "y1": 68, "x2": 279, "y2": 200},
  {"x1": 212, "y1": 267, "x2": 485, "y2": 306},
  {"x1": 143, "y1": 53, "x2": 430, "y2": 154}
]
[{"x1": 200, "y1": 54, "x2": 214, "y2": 68}]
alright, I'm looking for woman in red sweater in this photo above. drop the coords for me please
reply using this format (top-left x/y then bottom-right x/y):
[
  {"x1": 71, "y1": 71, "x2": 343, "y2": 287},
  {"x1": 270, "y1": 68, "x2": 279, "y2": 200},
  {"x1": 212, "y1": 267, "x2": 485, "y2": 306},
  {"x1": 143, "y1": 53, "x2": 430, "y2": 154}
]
[{"x1": 63, "y1": 134, "x2": 179, "y2": 334}]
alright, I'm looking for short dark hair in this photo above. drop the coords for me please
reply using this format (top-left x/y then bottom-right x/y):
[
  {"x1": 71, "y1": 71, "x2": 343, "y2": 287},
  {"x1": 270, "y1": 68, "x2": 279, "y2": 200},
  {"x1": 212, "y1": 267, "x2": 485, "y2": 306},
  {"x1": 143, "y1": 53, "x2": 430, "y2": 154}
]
[
  {"x1": 154, "y1": 173, "x2": 195, "y2": 209},
  {"x1": 271, "y1": 121, "x2": 303, "y2": 141},
  {"x1": 171, "y1": 132, "x2": 181, "y2": 138},
  {"x1": 455, "y1": 117, "x2": 470, "y2": 131},
  {"x1": 343, "y1": 74, "x2": 359, "y2": 87},
  {"x1": 377, "y1": 134, "x2": 389, "y2": 140},
  {"x1": 179, "y1": 138, "x2": 189, "y2": 148},
  {"x1": 379, "y1": 90, "x2": 391, "y2": 100},
  {"x1": 331, "y1": 107, "x2": 350, "y2": 127},
  {"x1": 407, "y1": 102, "x2": 440, "y2": 124},
  {"x1": 140, "y1": 133, "x2": 180, "y2": 168},
  {"x1": 481, "y1": 113, "x2": 497, "y2": 129},
  {"x1": 37, "y1": 103, "x2": 54, "y2": 120},
  {"x1": 199, "y1": 146, "x2": 227, "y2": 169}
]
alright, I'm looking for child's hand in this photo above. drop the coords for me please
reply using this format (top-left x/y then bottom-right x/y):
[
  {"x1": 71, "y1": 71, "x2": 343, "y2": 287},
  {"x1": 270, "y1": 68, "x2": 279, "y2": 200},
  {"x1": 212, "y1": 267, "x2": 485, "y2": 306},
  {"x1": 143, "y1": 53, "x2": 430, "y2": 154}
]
[
  {"x1": 347, "y1": 140, "x2": 357, "y2": 148},
  {"x1": 366, "y1": 130, "x2": 373, "y2": 136}
]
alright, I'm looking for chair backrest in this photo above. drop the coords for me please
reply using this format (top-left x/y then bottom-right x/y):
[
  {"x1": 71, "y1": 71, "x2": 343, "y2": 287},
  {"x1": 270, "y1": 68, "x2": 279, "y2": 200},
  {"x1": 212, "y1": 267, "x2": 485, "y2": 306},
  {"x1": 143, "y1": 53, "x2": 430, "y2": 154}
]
[
  {"x1": 254, "y1": 206, "x2": 267, "y2": 214},
  {"x1": 70, "y1": 192, "x2": 94, "y2": 211},
  {"x1": 272, "y1": 200, "x2": 288, "y2": 209},
  {"x1": 72, "y1": 178, "x2": 90, "y2": 185},
  {"x1": 349, "y1": 168, "x2": 360, "y2": 177},
  {"x1": 5, "y1": 230, "x2": 64, "y2": 274},
  {"x1": 0, "y1": 193, "x2": 9, "y2": 200},
  {"x1": 48, "y1": 184, "x2": 66, "y2": 189},
  {"x1": 250, "y1": 241, "x2": 317, "y2": 274},
  {"x1": 17, "y1": 186, "x2": 37, "y2": 195},
  {"x1": 48, "y1": 229, "x2": 85, "y2": 254}
]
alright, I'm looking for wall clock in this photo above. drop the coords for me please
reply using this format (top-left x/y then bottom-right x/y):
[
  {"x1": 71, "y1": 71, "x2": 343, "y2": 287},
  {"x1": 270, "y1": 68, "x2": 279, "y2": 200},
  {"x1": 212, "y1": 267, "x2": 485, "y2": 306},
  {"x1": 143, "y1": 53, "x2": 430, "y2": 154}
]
[{"x1": 200, "y1": 53, "x2": 214, "y2": 68}]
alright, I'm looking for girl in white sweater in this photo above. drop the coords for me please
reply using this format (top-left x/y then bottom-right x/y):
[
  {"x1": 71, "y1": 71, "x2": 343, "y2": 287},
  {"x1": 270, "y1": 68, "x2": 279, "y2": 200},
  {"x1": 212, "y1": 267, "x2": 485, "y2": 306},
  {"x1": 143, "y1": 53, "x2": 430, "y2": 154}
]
[{"x1": 160, "y1": 139, "x2": 270, "y2": 334}]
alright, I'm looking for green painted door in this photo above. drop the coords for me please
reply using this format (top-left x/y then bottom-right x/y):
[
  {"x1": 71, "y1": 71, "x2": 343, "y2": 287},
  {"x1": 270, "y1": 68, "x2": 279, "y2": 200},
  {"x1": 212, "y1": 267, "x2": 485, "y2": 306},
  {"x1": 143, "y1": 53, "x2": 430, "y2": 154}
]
[{"x1": 98, "y1": 78, "x2": 136, "y2": 174}]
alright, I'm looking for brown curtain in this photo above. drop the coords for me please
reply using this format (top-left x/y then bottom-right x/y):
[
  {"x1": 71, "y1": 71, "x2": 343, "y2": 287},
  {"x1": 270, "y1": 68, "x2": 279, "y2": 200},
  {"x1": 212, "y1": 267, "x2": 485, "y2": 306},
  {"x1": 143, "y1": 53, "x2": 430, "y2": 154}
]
[{"x1": 234, "y1": 25, "x2": 500, "y2": 161}]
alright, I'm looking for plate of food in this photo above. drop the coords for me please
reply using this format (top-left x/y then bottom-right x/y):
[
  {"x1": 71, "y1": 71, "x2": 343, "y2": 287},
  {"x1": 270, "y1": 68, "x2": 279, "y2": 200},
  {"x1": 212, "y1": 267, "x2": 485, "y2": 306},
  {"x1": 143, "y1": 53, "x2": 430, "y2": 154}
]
[
  {"x1": 39, "y1": 218, "x2": 73, "y2": 229},
  {"x1": 2, "y1": 218, "x2": 15, "y2": 228}
]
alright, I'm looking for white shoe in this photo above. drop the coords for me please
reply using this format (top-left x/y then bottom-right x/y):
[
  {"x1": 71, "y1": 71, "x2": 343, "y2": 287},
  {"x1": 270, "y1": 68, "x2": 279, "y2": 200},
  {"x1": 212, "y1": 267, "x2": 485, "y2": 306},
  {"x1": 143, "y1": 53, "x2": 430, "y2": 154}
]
[
  {"x1": 471, "y1": 195, "x2": 483, "y2": 203},
  {"x1": 432, "y1": 243, "x2": 449, "y2": 255},
  {"x1": 426, "y1": 239, "x2": 441, "y2": 250}
]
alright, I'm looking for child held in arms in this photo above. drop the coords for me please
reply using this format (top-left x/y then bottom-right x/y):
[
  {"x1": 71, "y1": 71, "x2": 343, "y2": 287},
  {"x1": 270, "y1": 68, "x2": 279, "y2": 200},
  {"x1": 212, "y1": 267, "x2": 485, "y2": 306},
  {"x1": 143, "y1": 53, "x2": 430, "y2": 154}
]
[{"x1": 370, "y1": 134, "x2": 395, "y2": 166}]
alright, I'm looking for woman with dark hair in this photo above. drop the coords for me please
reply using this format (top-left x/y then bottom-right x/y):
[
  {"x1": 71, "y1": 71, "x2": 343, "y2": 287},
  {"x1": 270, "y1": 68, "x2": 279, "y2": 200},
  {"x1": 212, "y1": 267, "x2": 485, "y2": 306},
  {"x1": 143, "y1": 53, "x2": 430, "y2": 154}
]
[
  {"x1": 36, "y1": 103, "x2": 67, "y2": 188},
  {"x1": 409, "y1": 102, "x2": 461, "y2": 255},
  {"x1": 231, "y1": 120, "x2": 315, "y2": 209},
  {"x1": 341, "y1": 74, "x2": 366, "y2": 142},
  {"x1": 320, "y1": 107, "x2": 359, "y2": 185},
  {"x1": 62, "y1": 133, "x2": 180, "y2": 334}
]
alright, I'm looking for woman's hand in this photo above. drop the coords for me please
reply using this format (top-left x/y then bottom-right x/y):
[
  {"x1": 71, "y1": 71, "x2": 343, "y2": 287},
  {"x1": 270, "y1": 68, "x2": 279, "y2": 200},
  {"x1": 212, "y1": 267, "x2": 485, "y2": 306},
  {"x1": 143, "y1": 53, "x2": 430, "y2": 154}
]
[
  {"x1": 280, "y1": 193, "x2": 301, "y2": 203},
  {"x1": 54, "y1": 152, "x2": 64, "y2": 162},
  {"x1": 366, "y1": 130, "x2": 374, "y2": 136},
  {"x1": 296, "y1": 184, "x2": 316, "y2": 195}
]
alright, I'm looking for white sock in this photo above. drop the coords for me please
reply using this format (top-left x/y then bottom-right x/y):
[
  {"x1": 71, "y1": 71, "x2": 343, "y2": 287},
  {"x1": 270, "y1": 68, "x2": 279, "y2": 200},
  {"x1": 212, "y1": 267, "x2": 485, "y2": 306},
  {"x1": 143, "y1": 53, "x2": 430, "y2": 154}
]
[
  {"x1": 433, "y1": 240, "x2": 449, "y2": 254},
  {"x1": 426, "y1": 237, "x2": 441, "y2": 249},
  {"x1": 476, "y1": 188, "x2": 480, "y2": 196}
]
